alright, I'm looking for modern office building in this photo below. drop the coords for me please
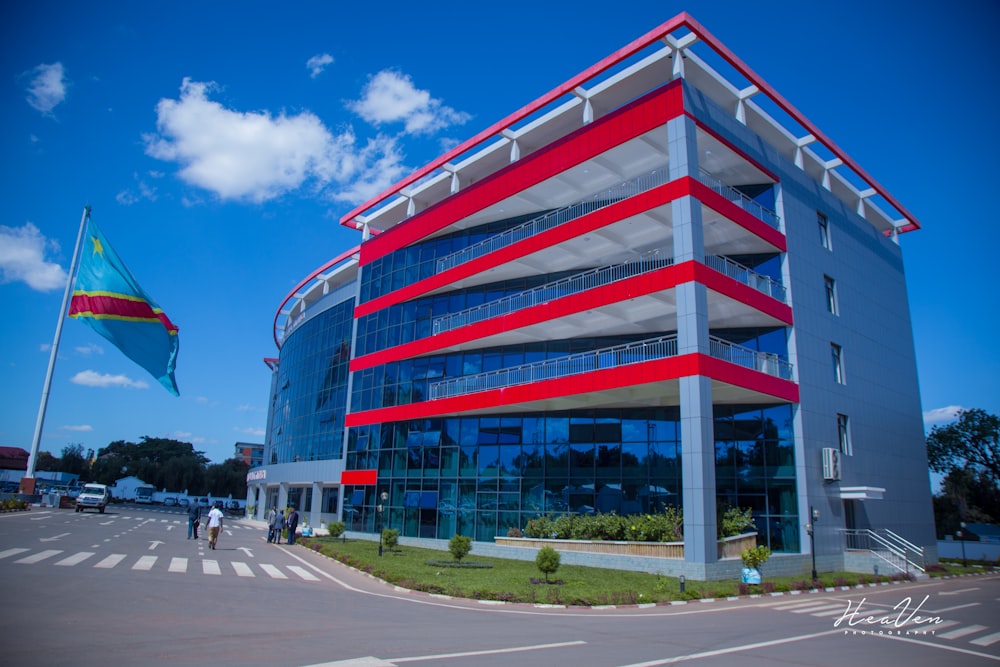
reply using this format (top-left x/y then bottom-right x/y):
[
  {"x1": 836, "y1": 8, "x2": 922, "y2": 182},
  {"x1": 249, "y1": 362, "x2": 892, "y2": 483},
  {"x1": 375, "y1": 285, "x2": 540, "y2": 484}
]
[{"x1": 248, "y1": 13, "x2": 935, "y2": 579}]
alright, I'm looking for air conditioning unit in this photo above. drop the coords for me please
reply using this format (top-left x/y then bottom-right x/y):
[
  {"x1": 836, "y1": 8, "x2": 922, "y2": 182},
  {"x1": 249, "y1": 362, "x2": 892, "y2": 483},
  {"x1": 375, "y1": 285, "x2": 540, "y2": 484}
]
[{"x1": 822, "y1": 447, "x2": 841, "y2": 481}]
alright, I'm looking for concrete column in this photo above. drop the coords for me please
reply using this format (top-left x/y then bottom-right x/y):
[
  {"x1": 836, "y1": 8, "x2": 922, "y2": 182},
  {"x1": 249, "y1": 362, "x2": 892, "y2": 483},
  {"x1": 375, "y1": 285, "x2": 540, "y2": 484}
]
[
  {"x1": 310, "y1": 482, "x2": 323, "y2": 529},
  {"x1": 669, "y1": 113, "x2": 717, "y2": 565},
  {"x1": 680, "y1": 374, "x2": 717, "y2": 564},
  {"x1": 277, "y1": 484, "x2": 288, "y2": 512}
]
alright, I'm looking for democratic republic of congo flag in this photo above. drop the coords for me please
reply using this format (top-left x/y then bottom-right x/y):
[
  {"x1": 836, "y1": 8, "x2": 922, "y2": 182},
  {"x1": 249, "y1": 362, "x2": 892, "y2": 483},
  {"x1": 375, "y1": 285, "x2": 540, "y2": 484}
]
[{"x1": 68, "y1": 217, "x2": 180, "y2": 395}]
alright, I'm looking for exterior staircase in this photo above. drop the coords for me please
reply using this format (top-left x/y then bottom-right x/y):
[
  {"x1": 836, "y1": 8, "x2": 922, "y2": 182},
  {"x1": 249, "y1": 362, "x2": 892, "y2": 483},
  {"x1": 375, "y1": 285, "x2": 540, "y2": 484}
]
[{"x1": 843, "y1": 528, "x2": 928, "y2": 579}]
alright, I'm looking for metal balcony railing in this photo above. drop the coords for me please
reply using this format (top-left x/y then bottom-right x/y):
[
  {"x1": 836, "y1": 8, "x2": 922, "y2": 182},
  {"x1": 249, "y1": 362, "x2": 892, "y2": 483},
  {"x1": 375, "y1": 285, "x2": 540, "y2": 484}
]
[
  {"x1": 697, "y1": 169, "x2": 780, "y2": 230},
  {"x1": 428, "y1": 332, "x2": 793, "y2": 401},
  {"x1": 708, "y1": 336, "x2": 794, "y2": 381},
  {"x1": 435, "y1": 167, "x2": 671, "y2": 274},
  {"x1": 432, "y1": 253, "x2": 674, "y2": 335},
  {"x1": 428, "y1": 334, "x2": 679, "y2": 400},
  {"x1": 704, "y1": 255, "x2": 787, "y2": 303}
]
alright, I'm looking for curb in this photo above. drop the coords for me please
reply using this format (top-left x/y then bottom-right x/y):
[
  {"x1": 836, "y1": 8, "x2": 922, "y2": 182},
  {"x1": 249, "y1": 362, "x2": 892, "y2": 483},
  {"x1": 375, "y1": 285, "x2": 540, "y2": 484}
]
[{"x1": 295, "y1": 541, "x2": 999, "y2": 610}]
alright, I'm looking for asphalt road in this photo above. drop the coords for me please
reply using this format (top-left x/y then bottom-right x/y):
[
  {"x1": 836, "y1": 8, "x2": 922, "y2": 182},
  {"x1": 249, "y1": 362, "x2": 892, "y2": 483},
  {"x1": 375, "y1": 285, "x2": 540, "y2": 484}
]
[{"x1": 1, "y1": 506, "x2": 998, "y2": 667}]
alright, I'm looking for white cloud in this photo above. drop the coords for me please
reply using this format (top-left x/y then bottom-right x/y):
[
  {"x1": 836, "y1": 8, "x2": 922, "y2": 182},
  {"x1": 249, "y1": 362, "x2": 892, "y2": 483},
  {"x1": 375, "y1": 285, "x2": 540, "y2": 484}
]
[
  {"x1": 24, "y1": 62, "x2": 67, "y2": 114},
  {"x1": 74, "y1": 343, "x2": 104, "y2": 356},
  {"x1": 71, "y1": 370, "x2": 149, "y2": 390},
  {"x1": 116, "y1": 171, "x2": 159, "y2": 206},
  {"x1": 144, "y1": 78, "x2": 359, "y2": 203},
  {"x1": 307, "y1": 53, "x2": 334, "y2": 78},
  {"x1": 0, "y1": 222, "x2": 68, "y2": 292},
  {"x1": 923, "y1": 405, "x2": 964, "y2": 426},
  {"x1": 328, "y1": 134, "x2": 408, "y2": 204},
  {"x1": 348, "y1": 70, "x2": 471, "y2": 135},
  {"x1": 61, "y1": 424, "x2": 94, "y2": 432},
  {"x1": 235, "y1": 426, "x2": 265, "y2": 437}
]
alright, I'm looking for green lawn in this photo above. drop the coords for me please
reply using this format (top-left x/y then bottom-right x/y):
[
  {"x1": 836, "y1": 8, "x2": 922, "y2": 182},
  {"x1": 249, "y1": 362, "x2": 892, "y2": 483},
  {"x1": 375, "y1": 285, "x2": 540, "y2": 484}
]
[{"x1": 297, "y1": 536, "x2": 966, "y2": 606}]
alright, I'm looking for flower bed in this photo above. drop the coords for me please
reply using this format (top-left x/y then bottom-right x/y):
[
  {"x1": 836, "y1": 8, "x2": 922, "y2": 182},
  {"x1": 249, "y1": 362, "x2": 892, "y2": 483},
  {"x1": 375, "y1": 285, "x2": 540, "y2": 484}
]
[{"x1": 495, "y1": 532, "x2": 757, "y2": 559}]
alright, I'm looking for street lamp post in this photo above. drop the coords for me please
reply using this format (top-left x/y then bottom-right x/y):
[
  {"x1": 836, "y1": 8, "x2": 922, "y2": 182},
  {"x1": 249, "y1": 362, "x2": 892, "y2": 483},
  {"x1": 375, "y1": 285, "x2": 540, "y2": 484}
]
[
  {"x1": 958, "y1": 521, "x2": 967, "y2": 568},
  {"x1": 377, "y1": 491, "x2": 388, "y2": 557},
  {"x1": 805, "y1": 506, "x2": 820, "y2": 582}
]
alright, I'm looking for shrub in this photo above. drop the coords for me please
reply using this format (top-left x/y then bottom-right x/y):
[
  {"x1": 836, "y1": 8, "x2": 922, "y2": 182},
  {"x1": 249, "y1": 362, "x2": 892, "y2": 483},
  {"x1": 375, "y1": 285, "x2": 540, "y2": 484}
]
[
  {"x1": 326, "y1": 521, "x2": 345, "y2": 538},
  {"x1": 506, "y1": 526, "x2": 523, "y2": 538},
  {"x1": 449, "y1": 534, "x2": 472, "y2": 562},
  {"x1": 536, "y1": 546, "x2": 561, "y2": 582},
  {"x1": 718, "y1": 506, "x2": 754, "y2": 537},
  {"x1": 741, "y1": 545, "x2": 771, "y2": 570},
  {"x1": 382, "y1": 528, "x2": 399, "y2": 551}
]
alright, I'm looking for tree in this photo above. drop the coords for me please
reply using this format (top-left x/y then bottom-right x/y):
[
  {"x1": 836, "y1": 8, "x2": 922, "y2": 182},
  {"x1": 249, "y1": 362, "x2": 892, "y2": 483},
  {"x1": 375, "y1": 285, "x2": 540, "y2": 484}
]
[
  {"x1": 449, "y1": 534, "x2": 472, "y2": 562},
  {"x1": 59, "y1": 444, "x2": 90, "y2": 478},
  {"x1": 927, "y1": 409, "x2": 1000, "y2": 484},
  {"x1": 34, "y1": 451, "x2": 59, "y2": 472},
  {"x1": 535, "y1": 546, "x2": 561, "y2": 582}
]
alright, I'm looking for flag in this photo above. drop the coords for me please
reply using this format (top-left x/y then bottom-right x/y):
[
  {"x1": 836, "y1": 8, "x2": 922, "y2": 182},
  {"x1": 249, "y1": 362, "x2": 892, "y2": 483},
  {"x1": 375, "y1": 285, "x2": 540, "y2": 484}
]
[{"x1": 68, "y1": 216, "x2": 180, "y2": 395}]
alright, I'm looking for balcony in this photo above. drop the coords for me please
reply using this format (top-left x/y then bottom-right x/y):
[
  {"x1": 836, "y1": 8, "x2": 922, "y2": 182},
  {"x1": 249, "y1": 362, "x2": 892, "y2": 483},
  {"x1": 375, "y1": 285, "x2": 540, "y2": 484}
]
[
  {"x1": 428, "y1": 333, "x2": 792, "y2": 400},
  {"x1": 704, "y1": 255, "x2": 786, "y2": 303},
  {"x1": 432, "y1": 252, "x2": 674, "y2": 336},
  {"x1": 435, "y1": 167, "x2": 671, "y2": 274},
  {"x1": 697, "y1": 169, "x2": 780, "y2": 230}
]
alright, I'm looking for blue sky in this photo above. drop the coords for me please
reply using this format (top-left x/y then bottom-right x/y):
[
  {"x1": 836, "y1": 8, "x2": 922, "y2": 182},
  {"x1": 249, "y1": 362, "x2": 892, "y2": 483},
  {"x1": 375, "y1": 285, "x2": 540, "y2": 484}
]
[{"x1": 1, "y1": 0, "x2": 998, "y2": 467}]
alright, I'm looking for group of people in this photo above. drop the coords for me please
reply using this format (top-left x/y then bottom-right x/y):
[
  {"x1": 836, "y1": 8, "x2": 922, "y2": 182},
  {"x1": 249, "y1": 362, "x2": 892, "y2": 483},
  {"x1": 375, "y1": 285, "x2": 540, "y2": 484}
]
[
  {"x1": 265, "y1": 506, "x2": 300, "y2": 544},
  {"x1": 185, "y1": 502, "x2": 303, "y2": 548},
  {"x1": 186, "y1": 501, "x2": 226, "y2": 549}
]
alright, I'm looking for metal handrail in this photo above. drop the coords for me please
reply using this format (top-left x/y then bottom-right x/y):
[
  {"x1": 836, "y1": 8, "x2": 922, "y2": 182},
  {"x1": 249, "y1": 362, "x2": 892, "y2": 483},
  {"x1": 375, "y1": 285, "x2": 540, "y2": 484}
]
[
  {"x1": 708, "y1": 336, "x2": 793, "y2": 381},
  {"x1": 842, "y1": 528, "x2": 925, "y2": 574},
  {"x1": 704, "y1": 255, "x2": 786, "y2": 303},
  {"x1": 697, "y1": 169, "x2": 780, "y2": 230},
  {"x1": 432, "y1": 253, "x2": 674, "y2": 335},
  {"x1": 435, "y1": 167, "x2": 671, "y2": 274},
  {"x1": 429, "y1": 334, "x2": 678, "y2": 400}
]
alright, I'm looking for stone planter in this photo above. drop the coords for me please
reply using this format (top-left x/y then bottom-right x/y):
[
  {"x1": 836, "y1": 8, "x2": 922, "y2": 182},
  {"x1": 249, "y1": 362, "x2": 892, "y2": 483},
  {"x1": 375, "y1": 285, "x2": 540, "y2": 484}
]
[{"x1": 494, "y1": 532, "x2": 758, "y2": 559}]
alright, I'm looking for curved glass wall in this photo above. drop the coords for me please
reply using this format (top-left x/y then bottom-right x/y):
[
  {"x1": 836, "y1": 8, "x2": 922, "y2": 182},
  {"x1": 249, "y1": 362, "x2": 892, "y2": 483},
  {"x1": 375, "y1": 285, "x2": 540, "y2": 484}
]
[
  {"x1": 342, "y1": 404, "x2": 796, "y2": 550},
  {"x1": 266, "y1": 297, "x2": 354, "y2": 464}
]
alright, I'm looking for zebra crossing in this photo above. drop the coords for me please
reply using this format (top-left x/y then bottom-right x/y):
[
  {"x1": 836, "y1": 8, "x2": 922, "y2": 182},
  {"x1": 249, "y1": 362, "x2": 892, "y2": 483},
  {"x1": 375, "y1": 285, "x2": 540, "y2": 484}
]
[
  {"x1": 773, "y1": 597, "x2": 1000, "y2": 649},
  {"x1": 0, "y1": 546, "x2": 320, "y2": 581}
]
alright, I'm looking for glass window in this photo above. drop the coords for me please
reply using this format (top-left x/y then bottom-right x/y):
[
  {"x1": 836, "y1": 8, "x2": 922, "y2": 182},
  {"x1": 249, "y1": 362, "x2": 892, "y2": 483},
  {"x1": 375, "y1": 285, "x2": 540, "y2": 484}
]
[
  {"x1": 837, "y1": 413, "x2": 852, "y2": 455},
  {"x1": 831, "y1": 343, "x2": 845, "y2": 384},
  {"x1": 818, "y1": 212, "x2": 831, "y2": 250},
  {"x1": 824, "y1": 275, "x2": 838, "y2": 315}
]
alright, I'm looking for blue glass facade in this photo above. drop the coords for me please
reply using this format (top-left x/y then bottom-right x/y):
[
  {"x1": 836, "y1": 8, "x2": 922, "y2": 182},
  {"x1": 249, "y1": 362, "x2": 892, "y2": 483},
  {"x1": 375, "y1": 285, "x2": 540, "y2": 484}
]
[
  {"x1": 342, "y1": 403, "x2": 794, "y2": 548},
  {"x1": 266, "y1": 297, "x2": 354, "y2": 465}
]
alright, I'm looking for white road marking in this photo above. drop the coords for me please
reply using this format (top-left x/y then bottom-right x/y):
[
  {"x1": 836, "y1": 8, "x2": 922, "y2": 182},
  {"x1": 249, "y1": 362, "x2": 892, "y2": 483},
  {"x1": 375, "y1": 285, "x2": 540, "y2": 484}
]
[
  {"x1": 970, "y1": 632, "x2": 1000, "y2": 647},
  {"x1": 203, "y1": 560, "x2": 222, "y2": 575},
  {"x1": 0, "y1": 548, "x2": 30, "y2": 560},
  {"x1": 56, "y1": 552, "x2": 95, "y2": 566},
  {"x1": 288, "y1": 566, "x2": 320, "y2": 581},
  {"x1": 169, "y1": 557, "x2": 188, "y2": 573},
  {"x1": 132, "y1": 556, "x2": 157, "y2": 571},
  {"x1": 938, "y1": 625, "x2": 988, "y2": 640},
  {"x1": 15, "y1": 549, "x2": 63, "y2": 564},
  {"x1": 94, "y1": 554, "x2": 126, "y2": 568},
  {"x1": 260, "y1": 564, "x2": 287, "y2": 579},
  {"x1": 232, "y1": 562, "x2": 254, "y2": 577}
]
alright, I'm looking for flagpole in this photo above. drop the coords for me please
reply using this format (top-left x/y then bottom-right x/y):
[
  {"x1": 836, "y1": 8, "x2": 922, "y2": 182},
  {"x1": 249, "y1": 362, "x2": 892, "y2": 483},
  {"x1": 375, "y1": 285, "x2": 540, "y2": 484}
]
[{"x1": 22, "y1": 206, "x2": 91, "y2": 493}]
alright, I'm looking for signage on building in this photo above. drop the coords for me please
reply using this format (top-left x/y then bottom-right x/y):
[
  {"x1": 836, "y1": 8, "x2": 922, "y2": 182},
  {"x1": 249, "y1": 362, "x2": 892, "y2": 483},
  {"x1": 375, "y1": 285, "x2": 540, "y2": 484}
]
[{"x1": 246, "y1": 468, "x2": 267, "y2": 482}]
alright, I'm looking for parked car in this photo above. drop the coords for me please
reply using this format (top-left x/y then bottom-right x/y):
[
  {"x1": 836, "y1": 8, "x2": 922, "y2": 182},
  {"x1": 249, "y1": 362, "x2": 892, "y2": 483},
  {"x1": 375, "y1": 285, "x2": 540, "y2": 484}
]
[
  {"x1": 163, "y1": 497, "x2": 177, "y2": 506},
  {"x1": 178, "y1": 498, "x2": 190, "y2": 507},
  {"x1": 75, "y1": 483, "x2": 110, "y2": 513},
  {"x1": 197, "y1": 497, "x2": 209, "y2": 508}
]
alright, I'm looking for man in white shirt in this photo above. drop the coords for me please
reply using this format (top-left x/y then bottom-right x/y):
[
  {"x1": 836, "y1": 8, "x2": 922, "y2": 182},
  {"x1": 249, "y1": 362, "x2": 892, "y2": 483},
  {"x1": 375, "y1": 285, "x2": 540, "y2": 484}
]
[{"x1": 207, "y1": 502, "x2": 224, "y2": 550}]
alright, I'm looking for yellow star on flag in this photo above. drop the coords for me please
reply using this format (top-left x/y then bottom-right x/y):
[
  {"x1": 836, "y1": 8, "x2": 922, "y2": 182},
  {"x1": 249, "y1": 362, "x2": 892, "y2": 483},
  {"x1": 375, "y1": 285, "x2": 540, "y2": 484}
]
[{"x1": 91, "y1": 235, "x2": 104, "y2": 256}]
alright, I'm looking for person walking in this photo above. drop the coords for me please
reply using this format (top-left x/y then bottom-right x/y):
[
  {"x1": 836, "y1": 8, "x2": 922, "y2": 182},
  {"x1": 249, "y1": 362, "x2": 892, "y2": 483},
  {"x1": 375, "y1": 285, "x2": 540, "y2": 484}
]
[
  {"x1": 286, "y1": 507, "x2": 300, "y2": 545},
  {"x1": 266, "y1": 506, "x2": 279, "y2": 543},
  {"x1": 271, "y1": 508, "x2": 285, "y2": 545},
  {"x1": 207, "y1": 501, "x2": 224, "y2": 550},
  {"x1": 187, "y1": 501, "x2": 201, "y2": 540}
]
